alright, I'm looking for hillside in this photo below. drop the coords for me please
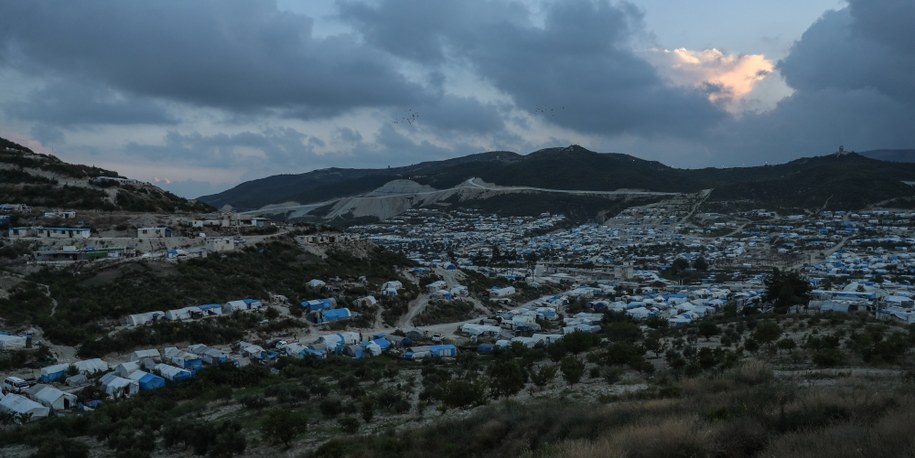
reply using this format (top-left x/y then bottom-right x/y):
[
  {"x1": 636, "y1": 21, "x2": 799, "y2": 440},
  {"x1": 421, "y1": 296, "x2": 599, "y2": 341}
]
[
  {"x1": 860, "y1": 149, "x2": 915, "y2": 163},
  {"x1": 0, "y1": 136, "x2": 211, "y2": 212},
  {"x1": 695, "y1": 153, "x2": 915, "y2": 209},
  {"x1": 200, "y1": 145, "x2": 915, "y2": 216},
  {"x1": 199, "y1": 145, "x2": 700, "y2": 212}
]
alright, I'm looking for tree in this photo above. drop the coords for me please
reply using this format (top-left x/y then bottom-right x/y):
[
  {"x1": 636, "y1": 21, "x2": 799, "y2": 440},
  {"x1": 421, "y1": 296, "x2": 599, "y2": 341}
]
[
  {"x1": 360, "y1": 399, "x2": 375, "y2": 423},
  {"x1": 261, "y1": 409, "x2": 308, "y2": 447},
  {"x1": 643, "y1": 331, "x2": 668, "y2": 358},
  {"x1": 338, "y1": 416, "x2": 360, "y2": 434},
  {"x1": 603, "y1": 320, "x2": 643, "y2": 342},
  {"x1": 764, "y1": 269, "x2": 812, "y2": 311},
  {"x1": 698, "y1": 320, "x2": 720, "y2": 340},
  {"x1": 525, "y1": 251, "x2": 539, "y2": 271},
  {"x1": 530, "y1": 365, "x2": 557, "y2": 388},
  {"x1": 692, "y1": 257, "x2": 709, "y2": 271},
  {"x1": 487, "y1": 360, "x2": 527, "y2": 398},
  {"x1": 671, "y1": 258, "x2": 690, "y2": 272},
  {"x1": 436, "y1": 380, "x2": 486, "y2": 409},
  {"x1": 560, "y1": 356, "x2": 585, "y2": 385},
  {"x1": 776, "y1": 338, "x2": 797, "y2": 353},
  {"x1": 753, "y1": 321, "x2": 782, "y2": 346}
]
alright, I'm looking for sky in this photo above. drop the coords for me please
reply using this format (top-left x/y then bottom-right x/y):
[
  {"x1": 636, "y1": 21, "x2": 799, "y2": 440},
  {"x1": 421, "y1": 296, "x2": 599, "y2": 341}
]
[{"x1": 1, "y1": 0, "x2": 913, "y2": 198}]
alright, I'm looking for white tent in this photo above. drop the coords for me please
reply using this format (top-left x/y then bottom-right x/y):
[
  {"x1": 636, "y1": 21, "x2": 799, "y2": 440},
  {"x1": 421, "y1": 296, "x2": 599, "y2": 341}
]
[
  {"x1": 165, "y1": 306, "x2": 201, "y2": 321},
  {"x1": 188, "y1": 344, "x2": 229, "y2": 364},
  {"x1": 0, "y1": 335, "x2": 27, "y2": 349},
  {"x1": 65, "y1": 374, "x2": 89, "y2": 387},
  {"x1": 115, "y1": 361, "x2": 142, "y2": 378},
  {"x1": 164, "y1": 346, "x2": 200, "y2": 368},
  {"x1": 130, "y1": 348, "x2": 161, "y2": 362},
  {"x1": 154, "y1": 363, "x2": 192, "y2": 381},
  {"x1": 0, "y1": 393, "x2": 50, "y2": 421},
  {"x1": 99, "y1": 373, "x2": 139, "y2": 399},
  {"x1": 461, "y1": 323, "x2": 502, "y2": 336},
  {"x1": 74, "y1": 358, "x2": 109, "y2": 375},
  {"x1": 28, "y1": 385, "x2": 77, "y2": 411},
  {"x1": 126, "y1": 311, "x2": 165, "y2": 327},
  {"x1": 626, "y1": 307, "x2": 652, "y2": 319}
]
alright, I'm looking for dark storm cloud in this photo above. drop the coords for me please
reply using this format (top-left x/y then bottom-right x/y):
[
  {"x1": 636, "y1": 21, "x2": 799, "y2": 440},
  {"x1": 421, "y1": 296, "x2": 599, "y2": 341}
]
[
  {"x1": 334, "y1": 127, "x2": 363, "y2": 145},
  {"x1": 125, "y1": 128, "x2": 320, "y2": 168},
  {"x1": 6, "y1": 79, "x2": 176, "y2": 126},
  {"x1": 778, "y1": 8, "x2": 915, "y2": 102},
  {"x1": 0, "y1": 1, "x2": 428, "y2": 117},
  {"x1": 409, "y1": 95, "x2": 505, "y2": 134},
  {"x1": 711, "y1": 1, "x2": 915, "y2": 165},
  {"x1": 340, "y1": 0, "x2": 726, "y2": 137}
]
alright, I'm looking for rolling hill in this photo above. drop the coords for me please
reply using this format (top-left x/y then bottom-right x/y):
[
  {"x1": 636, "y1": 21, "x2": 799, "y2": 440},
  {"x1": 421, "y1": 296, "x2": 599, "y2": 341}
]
[
  {"x1": 0, "y1": 136, "x2": 211, "y2": 212},
  {"x1": 200, "y1": 145, "x2": 915, "y2": 219}
]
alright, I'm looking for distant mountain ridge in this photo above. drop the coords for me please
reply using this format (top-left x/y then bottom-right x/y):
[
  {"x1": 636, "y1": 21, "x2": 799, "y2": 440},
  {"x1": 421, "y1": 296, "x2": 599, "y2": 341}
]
[
  {"x1": 200, "y1": 145, "x2": 915, "y2": 216},
  {"x1": 0, "y1": 136, "x2": 211, "y2": 212}
]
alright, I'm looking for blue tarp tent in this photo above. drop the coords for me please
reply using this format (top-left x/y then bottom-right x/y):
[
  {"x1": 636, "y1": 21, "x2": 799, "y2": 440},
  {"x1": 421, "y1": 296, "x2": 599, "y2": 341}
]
[
  {"x1": 155, "y1": 363, "x2": 192, "y2": 382},
  {"x1": 301, "y1": 298, "x2": 336, "y2": 311},
  {"x1": 370, "y1": 338, "x2": 391, "y2": 350},
  {"x1": 38, "y1": 363, "x2": 70, "y2": 383},
  {"x1": 429, "y1": 344, "x2": 458, "y2": 358},
  {"x1": 313, "y1": 308, "x2": 352, "y2": 324},
  {"x1": 128, "y1": 370, "x2": 166, "y2": 391},
  {"x1": 476, "y1": 343, "x2": 495, "y2": 353}
]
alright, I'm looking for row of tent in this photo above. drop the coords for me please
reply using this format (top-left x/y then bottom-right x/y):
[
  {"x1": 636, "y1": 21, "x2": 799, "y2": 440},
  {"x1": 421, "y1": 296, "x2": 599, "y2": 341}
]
[
  {"x1": 0, "y1": 381, "x2": 80, "y2": 421},
  {"x1": 274, "y1": 331, "x2": 458, "y2": 361},
  {"x1": 125, "y1": 298, "x2": 264, "y2": 327}
]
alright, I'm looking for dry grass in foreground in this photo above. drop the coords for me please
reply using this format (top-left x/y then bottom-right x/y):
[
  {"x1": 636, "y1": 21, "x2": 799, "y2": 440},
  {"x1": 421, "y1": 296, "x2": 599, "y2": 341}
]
[{"x1": 311, "y1": 361, "x2": 915, "y2": 458}]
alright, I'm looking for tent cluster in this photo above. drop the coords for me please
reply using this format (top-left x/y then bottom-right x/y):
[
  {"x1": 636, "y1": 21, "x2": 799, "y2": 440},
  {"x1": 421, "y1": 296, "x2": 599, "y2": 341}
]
[
  {"x1": 278, "y1": 332, "x2": 396, "y2": 360},
  {"x1": 583, "y1": 288, "x2": 740, "y2": 326},
  {"x1": 38, "y1": 358, "x2": 109, "y2": 383},
  {"x1": 126, "y1": 298, "x2": 264, "y2": 327}
]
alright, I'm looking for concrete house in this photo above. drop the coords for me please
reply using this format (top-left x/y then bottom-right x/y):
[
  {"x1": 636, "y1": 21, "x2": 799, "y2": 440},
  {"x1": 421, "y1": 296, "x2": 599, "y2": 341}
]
[{"x1": 137, "y1": 226, "x2": 173, "y2": 238}]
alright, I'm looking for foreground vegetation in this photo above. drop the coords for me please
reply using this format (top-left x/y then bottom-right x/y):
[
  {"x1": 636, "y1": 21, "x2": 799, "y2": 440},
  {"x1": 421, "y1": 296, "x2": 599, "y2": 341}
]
[{"x1": 1, "y1": 308, "x2": 913, "y2": 457}]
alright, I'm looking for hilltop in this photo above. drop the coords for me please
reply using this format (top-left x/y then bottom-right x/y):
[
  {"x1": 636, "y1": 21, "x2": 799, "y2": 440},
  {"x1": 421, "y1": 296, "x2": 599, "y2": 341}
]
[
  {"x1": 0, "y1": 136, "x2": 211, "y2": 213},
  {"x1": 200, "y1": 145, "x2": 915, "y2": 220}
]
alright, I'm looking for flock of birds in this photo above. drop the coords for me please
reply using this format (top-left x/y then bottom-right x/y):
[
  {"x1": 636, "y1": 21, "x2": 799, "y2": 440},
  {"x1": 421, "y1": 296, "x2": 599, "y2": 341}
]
[
  {"x1": 392, "y1": 108, "x2": 421, "y2": 126},
  {"x1": 390, "y1": 105, "x2": 566, "y2": 127}
]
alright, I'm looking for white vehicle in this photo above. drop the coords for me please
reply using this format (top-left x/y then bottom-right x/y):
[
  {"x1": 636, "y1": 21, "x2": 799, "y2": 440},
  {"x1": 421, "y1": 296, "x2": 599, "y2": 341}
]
[{"x1": 3, "y1": 376, "x2": 29, "y2": 394}]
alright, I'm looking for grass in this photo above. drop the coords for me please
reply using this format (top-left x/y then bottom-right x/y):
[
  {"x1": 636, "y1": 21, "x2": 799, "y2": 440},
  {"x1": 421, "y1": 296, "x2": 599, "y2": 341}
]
[{"x1": 307, "y1": 359, "x2": 915, "y2": 458}]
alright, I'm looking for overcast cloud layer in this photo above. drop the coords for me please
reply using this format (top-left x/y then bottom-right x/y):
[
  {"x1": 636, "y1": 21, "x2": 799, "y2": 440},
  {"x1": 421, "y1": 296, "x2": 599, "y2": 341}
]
[{"x1": 0, "y1": 0, "x2": 912, "y2": 197}]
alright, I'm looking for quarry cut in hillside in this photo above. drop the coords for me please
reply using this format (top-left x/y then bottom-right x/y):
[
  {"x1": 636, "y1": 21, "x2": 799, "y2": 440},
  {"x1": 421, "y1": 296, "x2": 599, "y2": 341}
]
[{"x1": 245, "y1": 177, "x2": 685, "y2": 222}]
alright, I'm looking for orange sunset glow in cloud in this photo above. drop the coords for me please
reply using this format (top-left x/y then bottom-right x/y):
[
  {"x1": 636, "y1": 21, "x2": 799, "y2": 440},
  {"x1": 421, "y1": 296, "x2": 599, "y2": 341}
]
[{"x1": 648, "y1": 48, "x2": 776, "y2": 113}]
